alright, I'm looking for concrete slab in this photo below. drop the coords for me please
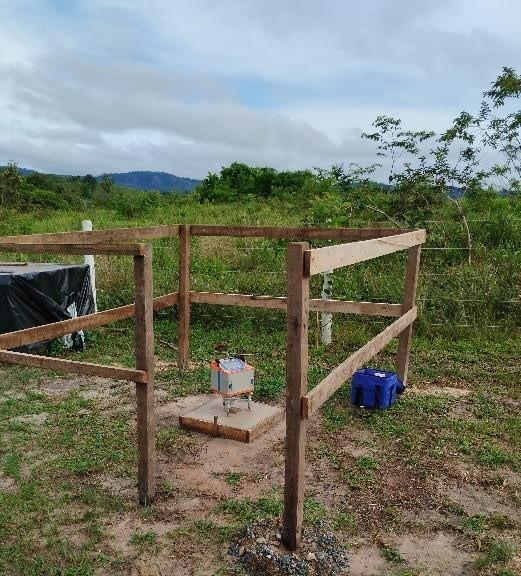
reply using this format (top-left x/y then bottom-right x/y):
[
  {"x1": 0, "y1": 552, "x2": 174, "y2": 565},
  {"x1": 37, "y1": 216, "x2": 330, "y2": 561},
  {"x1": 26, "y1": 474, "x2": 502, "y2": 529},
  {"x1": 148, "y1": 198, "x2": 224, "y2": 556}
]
[{"x1": 179, "y1": 396, "x2": 284, "y2": 443}]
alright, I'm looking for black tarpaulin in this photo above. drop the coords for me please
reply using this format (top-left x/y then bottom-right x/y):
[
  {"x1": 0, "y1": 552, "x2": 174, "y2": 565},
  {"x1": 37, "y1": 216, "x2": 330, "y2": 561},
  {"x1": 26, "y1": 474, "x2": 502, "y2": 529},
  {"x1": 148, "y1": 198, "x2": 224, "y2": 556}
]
[{"x1": 0, "y1": 263, "x2": 95, "y2": 351}]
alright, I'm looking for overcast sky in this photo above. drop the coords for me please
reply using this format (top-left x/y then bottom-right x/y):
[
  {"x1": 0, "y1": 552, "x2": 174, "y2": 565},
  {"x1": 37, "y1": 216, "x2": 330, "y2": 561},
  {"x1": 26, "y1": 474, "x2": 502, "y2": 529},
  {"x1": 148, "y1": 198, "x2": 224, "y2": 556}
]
[{"x1": 0, "y1": 0, "x2": 519, "y2": 179}]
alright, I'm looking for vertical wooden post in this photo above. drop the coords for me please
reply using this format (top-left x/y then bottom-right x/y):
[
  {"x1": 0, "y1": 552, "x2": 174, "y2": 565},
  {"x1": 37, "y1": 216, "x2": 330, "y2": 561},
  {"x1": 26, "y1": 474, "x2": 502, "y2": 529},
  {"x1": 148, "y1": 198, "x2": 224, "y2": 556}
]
[
  {"x1": 178, "y1": 224, "x2": 191, "y2": 370},
  {"x1": 396, "y1": 245, "x2": 421, "y2": 385},
  {"x1": 134, "y1": 244, "x2": 156, "y2": 505},
  {"x1": 282, "y1": 242, "x2": 310, "y2": 551}
]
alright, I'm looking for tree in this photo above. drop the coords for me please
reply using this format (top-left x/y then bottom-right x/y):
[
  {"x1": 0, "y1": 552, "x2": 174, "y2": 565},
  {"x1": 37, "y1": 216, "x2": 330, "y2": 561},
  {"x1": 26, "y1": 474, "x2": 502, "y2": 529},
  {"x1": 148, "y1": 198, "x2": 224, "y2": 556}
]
[
  {"x1": 26, "y1": 171, "x2": 47, "y2": 188},
  {"x1": 196, "y1": 163, "x2": 323, "y2": 203},
  {"x1": 357, "y1": 69, "x2": 520, "y2": 224},
  {"x1": 81, "y1": 174, "x2": 98, "y2": 198},
  {"x1": 432, "y1": 67, "x2": 520, "y2": 196},
  {"x1": 0, "y1": 161, "x2": 23, "y2": 207},
  {"x1": 481, "y1": 67, "x2": 521, "y2": 193},
  {"x1": 362, "y1": 116, "x2": 435, "y2": 183},
  {"x1": 100, "y1": 174, "x2": 114, "y2": 196}
]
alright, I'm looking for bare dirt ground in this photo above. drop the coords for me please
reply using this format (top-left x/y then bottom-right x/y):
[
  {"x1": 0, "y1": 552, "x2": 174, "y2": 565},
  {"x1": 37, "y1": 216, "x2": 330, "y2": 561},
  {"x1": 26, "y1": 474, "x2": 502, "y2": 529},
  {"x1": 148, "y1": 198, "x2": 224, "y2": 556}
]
[{"x1": 6, "y1": 367, "x2": 515, "y2": 576}]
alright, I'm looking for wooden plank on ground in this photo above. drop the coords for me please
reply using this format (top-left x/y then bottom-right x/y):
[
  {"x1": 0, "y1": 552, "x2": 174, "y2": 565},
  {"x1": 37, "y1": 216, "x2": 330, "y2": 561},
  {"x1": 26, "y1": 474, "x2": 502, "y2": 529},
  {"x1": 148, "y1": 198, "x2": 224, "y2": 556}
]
[
  {"x1": 281, "y1": 242, "x2": 309, "y2": 551},
  {"x1": 0, "y1": 225, "x2": 179, "y2": 245},
  {"x1": 304, "y1": 230, "x2": 426, "y2": 276},
  {"x1": 302, "y1": 307, "x2": 417, "y2": 418},
  {"x1": 396, "y1": 245, "x2": 422, "y2": 385},
  {"x1": 177, "y1": 225, "x2": 191, "y2": 369},
  {"x1": 190, "y1": 291, "x2": 402, "y2": 317},
  {"x1": 0, "y1": 243, "x2": 146, "y2": 256},
  {"x1": 0, "y1": 350, "x2": 147, "y2": 382},
  {"x1": 0, "y1": 292, "x2": 178, "y2": 350},
  {"x1": 190, "y1": 225, "x2": 410, "y2": 241},
  {"x1": 134, "y1": 245, "x2": 156, "y2": 505},
  {"x1": 179, "y1": 397, "x2": 284, "y2": 443}
]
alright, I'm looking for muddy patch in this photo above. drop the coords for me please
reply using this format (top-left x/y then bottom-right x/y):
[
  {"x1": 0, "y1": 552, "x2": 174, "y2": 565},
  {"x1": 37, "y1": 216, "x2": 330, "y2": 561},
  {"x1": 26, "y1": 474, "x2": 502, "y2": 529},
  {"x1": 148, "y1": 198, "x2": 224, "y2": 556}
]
[
  {"x1": 442, "y1": 483, "x2": 521, "y2": 521},
  {"x1": 10, "y1": 412, "x2": 48, "y2": 426},
  {"x1": 91, "y1": 474, "x2": 136, "y2": 499},
  {"x1": 37, "y1": 376, "x2": 93, "y2": 396},
  {"x1": 165, "y1": 419, "x2": 286, "y2": 500},
  {"x1": 340, "y1": 442, "x2": 375, "y2": 459},
  {"x1": 0, "y1": 473, "x2": 16, "y2": 492},
  {"x1": 156, "y1": 395, "x2": 208, "y2": 428},
  {"x1": 129, "y1": 551, "x2": 223, "y2": 576},
  {"x1": 36, "y1": 375, "x2": 128, "y2": 398},
  {"x1": 61, "y1": 524, "x2": 89, "y2": 547},
  {"x1": 412, "y1": 386, "x2": 471, "y2": 398},
  {"x1": 348, "y1": 544, "x2": 389, "y2": 576},
  {"x1": 397, "y1": 532, "x2": 476, "y2": 575},
  {"x1": 105, "y1": 517, "x2": 176, "y2": 558}
]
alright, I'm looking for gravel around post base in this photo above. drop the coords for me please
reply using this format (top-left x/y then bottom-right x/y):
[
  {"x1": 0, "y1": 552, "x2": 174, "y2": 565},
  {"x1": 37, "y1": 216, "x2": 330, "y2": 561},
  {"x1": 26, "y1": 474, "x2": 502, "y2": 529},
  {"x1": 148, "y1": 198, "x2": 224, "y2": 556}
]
[{"x1": 229, "y1": 520, "x2": 349, "y2": 576}]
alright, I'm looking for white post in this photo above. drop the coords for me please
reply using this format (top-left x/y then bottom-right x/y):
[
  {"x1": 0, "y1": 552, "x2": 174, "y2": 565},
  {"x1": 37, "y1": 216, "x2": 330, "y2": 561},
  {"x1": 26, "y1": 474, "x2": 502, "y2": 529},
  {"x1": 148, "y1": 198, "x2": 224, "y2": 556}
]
[
  {"x1": 320, "y1": 270, "x2": 333, "y2": 345},
  {"x1": 82, "y1": 219, "x2": 97, "y2": 312}
]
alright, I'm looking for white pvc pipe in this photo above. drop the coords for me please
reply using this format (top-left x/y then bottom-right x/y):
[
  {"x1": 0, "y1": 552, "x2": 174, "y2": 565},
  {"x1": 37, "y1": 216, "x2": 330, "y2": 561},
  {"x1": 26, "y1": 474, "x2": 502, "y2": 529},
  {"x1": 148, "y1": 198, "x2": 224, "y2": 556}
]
[
  {"x1": 82, "y1": 219, "x2": 97, "y2": 313},
  {"x1": 321, "y1": 270, "x2": 333, "y2": 345}
]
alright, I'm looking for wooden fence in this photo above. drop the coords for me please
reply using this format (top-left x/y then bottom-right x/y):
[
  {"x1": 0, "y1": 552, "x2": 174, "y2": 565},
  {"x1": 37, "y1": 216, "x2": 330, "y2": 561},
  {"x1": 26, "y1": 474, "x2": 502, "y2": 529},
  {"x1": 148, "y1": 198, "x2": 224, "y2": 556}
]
[{"x1": 0, "y1": 224, "x2": 425, "y2": 547}]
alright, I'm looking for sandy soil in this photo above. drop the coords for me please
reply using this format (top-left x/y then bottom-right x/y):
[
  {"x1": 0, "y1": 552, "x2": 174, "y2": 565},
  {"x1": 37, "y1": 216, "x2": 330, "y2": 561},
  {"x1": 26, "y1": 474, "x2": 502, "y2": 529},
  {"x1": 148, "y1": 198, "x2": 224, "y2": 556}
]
[{"x1": 30, "y1": 373, "x2": 520, "y2": 576}]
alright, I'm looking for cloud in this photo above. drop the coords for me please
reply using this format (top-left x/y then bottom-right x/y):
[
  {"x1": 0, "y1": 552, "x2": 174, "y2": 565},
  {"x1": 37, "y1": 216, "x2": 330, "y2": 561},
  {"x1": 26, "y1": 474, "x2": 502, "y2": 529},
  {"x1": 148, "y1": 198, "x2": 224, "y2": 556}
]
[{"x1": 0, "y1": 0, "x2": 519, "y2": 177}]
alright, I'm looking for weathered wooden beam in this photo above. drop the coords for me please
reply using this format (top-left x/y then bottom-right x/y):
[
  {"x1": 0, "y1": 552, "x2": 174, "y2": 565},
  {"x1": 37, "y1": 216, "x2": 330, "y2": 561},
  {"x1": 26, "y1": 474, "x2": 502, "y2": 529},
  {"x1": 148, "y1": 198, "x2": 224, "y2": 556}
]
[
  {"x1": 396, "y1": 245, "x2": 421, "y2": 385},
  {"x1": 177, "y1": 225, "x2": 191, "y2": 370},
  {"x1": 0, "y1": 225, "x2": 179, "y2": 245},
  {"x1": 302, "y1": 307, "x2": 417, "y2": 418},
  {"x1": 190, "y1": 291, "x2": 287, "y2": 310},
  {"x1": 0, "y1": 224, "x2": 418, "y2": 245},
  {"x1": 310, "y1": 299, "x2": 402, "y2": 317},
  {"x1": 0, "y1": 292, "x2": 179, "y2": 350},
  {"x1": 0, "y1": 243, "x2": 147, "y2": 256},
  {"x1": 134, "y1": 245, "x2": 156, "y2": 505},
  {"x1": 304, "y1": 230, "x2": 426, "y2": 276},
  {"x1": 189, "y1": 291, "x2": 402, "y2": 317},
  {"x1": 0, "y1": 350, "x2": 147, "y2": 382},
  {"x1": 190, "y1": 225, "x2": 410, "y2": 240},
  {"x1": 282, "y1": 242, "x2": 309, "y2": 551}
]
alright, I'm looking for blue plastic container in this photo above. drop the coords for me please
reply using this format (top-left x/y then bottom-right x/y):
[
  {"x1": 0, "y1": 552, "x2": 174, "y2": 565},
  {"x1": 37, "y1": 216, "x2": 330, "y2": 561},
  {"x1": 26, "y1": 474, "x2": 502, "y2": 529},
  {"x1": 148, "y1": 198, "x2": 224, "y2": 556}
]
[{"x1": 351, "y1": 368, "x2": 404, "y2": 409}]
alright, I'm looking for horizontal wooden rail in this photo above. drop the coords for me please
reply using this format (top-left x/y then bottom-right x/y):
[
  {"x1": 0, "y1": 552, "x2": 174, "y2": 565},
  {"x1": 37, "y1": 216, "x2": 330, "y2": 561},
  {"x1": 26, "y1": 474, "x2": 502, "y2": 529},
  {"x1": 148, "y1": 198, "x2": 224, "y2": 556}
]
[
  {"x1": 0, "y1": 225, "x2": 179, "y2": 245},
  {"x1": 302, "y1": 307, "x2": 417, "y2": 418},
  {"x1": 304, "y1": 230, "x2": 426, "y2": 276},
  {"x1": 190, "y1": 291, "x2": 287, "y2": 309},
  {"x1": 0, "y1": 350, "x2": 147, "y2": 382},
  {"x1": 190, "y1": 291, "x2": 402, "y2": 317},
  {"x1": 0, "y1": 224, "x2": 418, "y2": 247},
  {"x1": 310, "y1": 299, "x2": 401, "y2": 317},
  {"x1": 190, "y1": 225, "x2": 411, "y2": 241},
  {"x1": 0, "y1": 243, "x2": 147, "y2": 256},
  {"x1": 0, "y1": 292, "x2": 179, "y2": 349}
]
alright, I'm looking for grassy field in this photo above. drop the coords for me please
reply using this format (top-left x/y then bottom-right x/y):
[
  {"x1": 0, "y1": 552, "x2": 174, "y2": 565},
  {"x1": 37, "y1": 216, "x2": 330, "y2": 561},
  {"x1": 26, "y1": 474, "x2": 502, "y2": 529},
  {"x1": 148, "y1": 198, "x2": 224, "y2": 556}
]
[
  {"x1": 1, "y1": 196, "x2": 519, "y2": 326},
  {"x1": 0, "y1": 316, "x2": 519, "y2": 575},
  {"x1": 0, "y1": 201, "x2": 520, "y2": 575}
]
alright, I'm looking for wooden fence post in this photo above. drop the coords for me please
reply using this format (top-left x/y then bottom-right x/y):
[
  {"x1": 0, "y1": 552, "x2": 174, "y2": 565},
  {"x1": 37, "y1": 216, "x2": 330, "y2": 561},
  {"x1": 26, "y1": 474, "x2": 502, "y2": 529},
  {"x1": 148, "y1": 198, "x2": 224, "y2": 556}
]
[
  {"x1": 134, "y1": 244, "x2": 156, "y2": 504},
  {"x1": 282, "y1": 242, "x2": 310, "y2": 551},
  {"x1": 396, "y1": 245, "x2": 421, "y2": 385},
  {"x1": 178, "y1": 224, "x2": 191, "y2": 369}
]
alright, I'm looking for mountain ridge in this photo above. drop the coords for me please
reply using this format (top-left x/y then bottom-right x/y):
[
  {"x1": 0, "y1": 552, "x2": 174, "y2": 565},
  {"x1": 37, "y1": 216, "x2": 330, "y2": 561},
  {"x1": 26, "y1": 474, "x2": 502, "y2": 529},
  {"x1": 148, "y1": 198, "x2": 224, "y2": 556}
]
[
  {"x1": 11, "y1": 167, "x2": 200, "y2": 193},
  {"x1": 97, "y1": 170, "x2": 200, "y2": 193}
]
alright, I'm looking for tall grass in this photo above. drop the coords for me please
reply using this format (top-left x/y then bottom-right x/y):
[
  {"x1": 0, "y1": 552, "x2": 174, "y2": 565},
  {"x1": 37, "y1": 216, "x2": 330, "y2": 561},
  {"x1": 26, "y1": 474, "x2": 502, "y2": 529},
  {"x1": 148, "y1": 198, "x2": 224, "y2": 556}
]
[{"x1": 0, "y1": 196, "x2": 519, "y2": 328}]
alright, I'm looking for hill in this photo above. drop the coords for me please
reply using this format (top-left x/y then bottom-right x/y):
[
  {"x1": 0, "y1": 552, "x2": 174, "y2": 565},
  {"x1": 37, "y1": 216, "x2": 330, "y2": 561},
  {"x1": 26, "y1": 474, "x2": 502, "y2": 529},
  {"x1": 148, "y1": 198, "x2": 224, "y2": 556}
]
[
  {"x1": 97, "y1": 171, "x2": 200, "y2": 193},
  {"x1": 2, "y1": 167, "x2": 200, "y2": 193}
]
